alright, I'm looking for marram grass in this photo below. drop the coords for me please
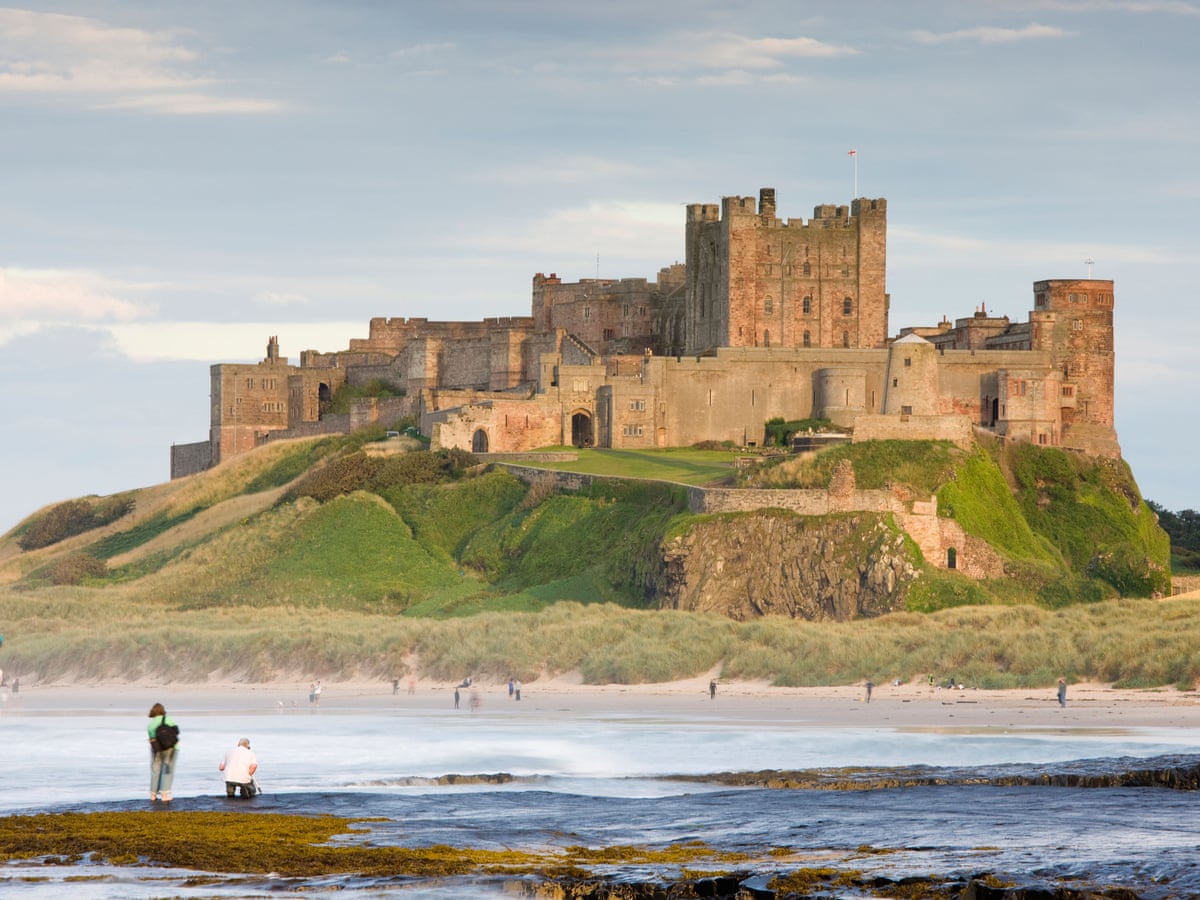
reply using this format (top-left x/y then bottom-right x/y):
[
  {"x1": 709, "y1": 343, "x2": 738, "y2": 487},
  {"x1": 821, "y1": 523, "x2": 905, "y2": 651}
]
[{"x1": 2, "y1": 596, "x2": 1199, "y2": 690}]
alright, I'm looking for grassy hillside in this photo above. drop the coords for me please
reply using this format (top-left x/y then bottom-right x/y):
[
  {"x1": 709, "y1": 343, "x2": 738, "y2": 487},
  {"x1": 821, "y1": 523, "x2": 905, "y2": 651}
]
[
  {"x1": 745, "y1": 437, "x2": 1170, "y2": 610},
  {"x1": 0, "y1": 434, "x2": 1184, "y2": 687}
]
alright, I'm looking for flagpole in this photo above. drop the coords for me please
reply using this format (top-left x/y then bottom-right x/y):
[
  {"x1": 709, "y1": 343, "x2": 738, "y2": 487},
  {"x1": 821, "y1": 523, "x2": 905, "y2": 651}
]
[{"x1": 848, "y1": 149, "x2": 858, "y2": 200}]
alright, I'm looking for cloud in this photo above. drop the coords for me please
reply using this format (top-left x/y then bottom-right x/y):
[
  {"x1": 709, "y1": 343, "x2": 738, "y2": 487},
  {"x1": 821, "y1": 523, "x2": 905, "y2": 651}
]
[
  {"x1": 106, "y1": 321, "x2": 367, "y2": 363},
  {"x1": 469, "y1": 199, "x2": 682, "y2": 268},
  {"x1": 256, "y1": 291, "x2": 310, "y2": 307},
  {"x1": 1008, "y1": 0, "x2": 1199, "y2": 15},
  {"x1": 0, "y1": 267, "x2": 150, "y2": 326},
  {"x1": 890, "y1": 226, "x2": 1173, "y2": 266},
  {"x1": 390, "y1": 42, "x2": 458, "y2": 59},
  {"x1": 0, "y1": 7, "x2": 280, "y2": 114},
  {"x1": 483, "y1": 155, "x2": 650, "y2": 185},
  {"x1": 912, "y1": 23, "x2": 1072, "y2": 44},
  {"x1": 600, "y1": 31, "x2": 855, "y2": 83}
]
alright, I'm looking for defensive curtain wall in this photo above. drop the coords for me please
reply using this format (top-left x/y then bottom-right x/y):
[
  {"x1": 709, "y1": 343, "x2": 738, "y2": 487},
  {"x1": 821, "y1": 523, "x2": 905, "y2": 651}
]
[
  {"x1": 171, "y1": 189, "x2": 1119, "y2": 479},
  {"x1": 494, "y1": 461, "x2": 1003, "y2": 580}
]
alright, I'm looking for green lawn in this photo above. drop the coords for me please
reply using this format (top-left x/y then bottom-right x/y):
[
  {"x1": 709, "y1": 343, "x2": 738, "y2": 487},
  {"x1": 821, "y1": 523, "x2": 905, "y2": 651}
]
[{"x1": 520, "y1": 447, "x2": 741, "y2": 485}]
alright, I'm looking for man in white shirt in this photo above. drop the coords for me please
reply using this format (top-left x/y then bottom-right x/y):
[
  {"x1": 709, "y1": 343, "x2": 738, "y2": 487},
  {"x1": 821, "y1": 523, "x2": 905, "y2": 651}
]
[{"x1": 219, "y1": 738, "x2": 259, "y2": 798}]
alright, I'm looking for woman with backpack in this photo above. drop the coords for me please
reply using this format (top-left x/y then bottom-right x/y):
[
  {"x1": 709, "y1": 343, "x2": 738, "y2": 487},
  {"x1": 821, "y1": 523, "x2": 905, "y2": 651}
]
[{"x1": 147, "y1": 702, "x2": 180, "y2": 803}]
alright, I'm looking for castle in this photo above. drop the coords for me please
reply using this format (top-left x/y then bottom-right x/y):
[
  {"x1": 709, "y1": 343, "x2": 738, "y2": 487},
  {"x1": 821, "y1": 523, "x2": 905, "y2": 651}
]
[{"x1": 170, "y1": 188, "x2": 1118, "y2": 479}]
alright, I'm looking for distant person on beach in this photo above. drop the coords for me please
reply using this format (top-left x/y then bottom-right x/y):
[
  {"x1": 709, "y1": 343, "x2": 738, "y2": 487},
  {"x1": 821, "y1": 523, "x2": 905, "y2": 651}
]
[
  {"x1": 1057, "y1": 678, "x2": 1067, "y2": 708},
  {"x1": 219, "y1": 738, "x2": 259, "y2": 798},
  {"x1": 864, "y1": 681, "x2": 874, "y2": 703},
  {"x1": 392, "y1": 678, "x2": 399, "y2": 695},
  {"x1": 454, "y1": 688, "x2": 460, "y2": 709},
  {"x1": 508, "y1": 677, "x2": 515, "y2": 699},
  {"x1": 147, "y1": 703, "x2": 180, "y2": 803},
  {"x1": 11, "y1": 677, "x2": 17, "y2": 694},
  {"x1": 310, "y1": 681, "x2": 322, "y2": 704},
  {"x1": 514, "y1": 680, "x2": 522, "y2": 702},
  {"x1": 709, "y1": 680, "x2": 717, "y2": 700}
]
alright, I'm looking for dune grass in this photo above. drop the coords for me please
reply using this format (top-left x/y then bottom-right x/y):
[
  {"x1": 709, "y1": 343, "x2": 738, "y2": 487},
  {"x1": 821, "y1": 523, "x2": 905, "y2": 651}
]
[{"x1": 2, "y1": 593, "x2": 1198, "y2": 690}]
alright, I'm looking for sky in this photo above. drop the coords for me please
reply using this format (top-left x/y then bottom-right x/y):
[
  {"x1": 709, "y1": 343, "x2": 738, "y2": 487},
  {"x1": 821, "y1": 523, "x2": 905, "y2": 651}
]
[{"x1": 2, "y1": 0, "x2": 1199, "y2": 535}]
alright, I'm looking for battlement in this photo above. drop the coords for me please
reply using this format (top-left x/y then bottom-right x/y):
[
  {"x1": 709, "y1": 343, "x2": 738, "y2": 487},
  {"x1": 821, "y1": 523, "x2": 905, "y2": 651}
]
[
  {"x1": 686, "y1": 203, "x2": 720, "y2": 224},
  {"x1": 687, "y1": 189, "x2": 886, "y2": 233}
]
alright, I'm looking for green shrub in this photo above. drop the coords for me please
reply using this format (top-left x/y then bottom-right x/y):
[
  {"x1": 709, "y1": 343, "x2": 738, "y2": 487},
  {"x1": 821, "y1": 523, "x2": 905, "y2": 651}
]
[
  {"x1": 47, "y1": 552, "x2": 108, "y2": 585},
  {"x1": 763, "y1": 417, "x2": 840, "y2": 446},
  {"x1": 17, "y1": 495, "x2": 136, "y2": 550},
  {"x1": 325, "y1": 379, "x2": 404, "y2": 414},
  {"x1": 282, "y1": 452, "x2": 382, "y2": 503}
]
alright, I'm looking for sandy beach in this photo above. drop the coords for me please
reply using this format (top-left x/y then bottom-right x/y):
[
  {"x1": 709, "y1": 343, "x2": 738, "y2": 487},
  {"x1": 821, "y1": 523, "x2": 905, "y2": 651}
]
[{"x1": 6, "y1": 671, "x2": 1198, "y2": 732}]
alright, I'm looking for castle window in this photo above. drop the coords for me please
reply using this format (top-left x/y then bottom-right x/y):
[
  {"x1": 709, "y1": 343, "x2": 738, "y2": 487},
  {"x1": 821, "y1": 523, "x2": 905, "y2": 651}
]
[
  {"x1": 603, "y1": 328, "x2": 615, "y2": 341},
  {"x1": 843, "y1": 297, "x2": 853, "y2": 316},
  {"x1": 947, "y1": 547, "x2": 957, "y2": 569},
  {"x1": 583, "y1": 305, "x2": 592, "y2": 320},
  {"x1": 245, "y1": 378, "x2": 253, "y2": 390},
  {"x1": 841, "y1": 264, "x2": 849, "y2": 277},
  {"x1": 803, "y1": 331, "x2": 811, "y2": 348},
  {"x1": 763, "y1": 330, "x2": 771, "y2": 347},
  {"x1": 764, "y1": 295, "x2": 773, "y2": 313},
  {"x1": 892, "y1": 378, "x2": 898, "y2": 387},
  {"x1": 803, "y1": 262, "x2": 811, "y2": 276},
  {"x1": 623, "y1": 304, "x2": 630, "y2": 317},
  {"x1": 1069, "y1": 293, "x2": 1077, "y2": 303},
  {"x1": 842, "y1": 331, "x2": 850, "y2": 348},
  {"x1": 1073, "y1": 319, "x2": 1083, "y2": 331},
  {"x1": 802, "y1": 296, "x2": 812, "y2": 314},
  {"x1": 901, "y1": 405, "x2": 913, "y2": 416},
  {"x1": 638, "y1": 305, "x2": 646, "y2": 316},
  {"x1": 1080, "y1": 294, "x2": 1088, "y2": 304},
  {"x1": 629, "y1": 399, "x2": 646, "y2": 411},
  {"x1": 1062, "y1": 386, "x2": 1074, "y2": 397},
  {"x1": 1038, "y1": 433, "x2": 1048, "y2": 444},
  {"x1": 904, "y1": 357, "x2": 911, "y2": 368}
]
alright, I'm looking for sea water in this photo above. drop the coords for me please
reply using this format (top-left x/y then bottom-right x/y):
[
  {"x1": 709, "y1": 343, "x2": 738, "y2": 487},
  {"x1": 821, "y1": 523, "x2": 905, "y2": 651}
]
[{"x1": 1, "y1": 687, "x2": 1198, "y2": 898}]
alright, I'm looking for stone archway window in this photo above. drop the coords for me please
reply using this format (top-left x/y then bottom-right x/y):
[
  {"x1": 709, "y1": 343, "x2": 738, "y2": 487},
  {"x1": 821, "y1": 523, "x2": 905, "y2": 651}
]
[
  {"x1": 802, "y1": 296, "x2": 812, "y2": 314},
  {"x1": 947, "y1": 547, "x2": 957, "y2": 570},
  {"x1": 472, "y1": 429, "x2": 489, "y2": 453},
  {"x1": 843, "y1": 297, "x2": 853, "y2": 316},
  {"x1": 803, "y1": 330, "x2": 811, "y2": 348}
]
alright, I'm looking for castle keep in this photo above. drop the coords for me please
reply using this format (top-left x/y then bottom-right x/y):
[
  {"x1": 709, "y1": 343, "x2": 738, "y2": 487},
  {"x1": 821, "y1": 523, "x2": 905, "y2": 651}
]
[{"x1": 172, "y1": 188, "x2": 1119, "y2": 477}]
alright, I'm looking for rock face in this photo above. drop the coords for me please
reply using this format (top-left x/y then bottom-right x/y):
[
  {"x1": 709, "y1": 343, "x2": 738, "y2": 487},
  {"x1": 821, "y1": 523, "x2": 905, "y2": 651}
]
[{"x1": 653, "y1": 511, "x2": 918, "y2": 621}]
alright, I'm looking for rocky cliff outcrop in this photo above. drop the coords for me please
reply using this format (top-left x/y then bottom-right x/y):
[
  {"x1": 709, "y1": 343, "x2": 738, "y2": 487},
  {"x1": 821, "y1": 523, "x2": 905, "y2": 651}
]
[{"x1": 653, "y1": 511, "x2": 918, "y2": 621}]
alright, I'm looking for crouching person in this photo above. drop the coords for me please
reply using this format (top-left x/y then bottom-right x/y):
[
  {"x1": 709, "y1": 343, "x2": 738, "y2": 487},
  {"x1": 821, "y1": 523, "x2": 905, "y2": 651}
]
[{"x1": 219, "y1": 737, "x2": 259, "y2": 798}]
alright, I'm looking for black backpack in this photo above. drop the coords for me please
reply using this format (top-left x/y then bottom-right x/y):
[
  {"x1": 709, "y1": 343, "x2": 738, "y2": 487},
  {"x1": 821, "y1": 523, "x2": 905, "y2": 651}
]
[{"x1": 154, "y1": 719, "x2": 180, "y2": 751}]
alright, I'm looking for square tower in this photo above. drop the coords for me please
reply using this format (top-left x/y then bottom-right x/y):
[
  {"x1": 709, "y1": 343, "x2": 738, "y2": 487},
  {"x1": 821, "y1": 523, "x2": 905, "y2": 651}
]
[{"x1": 683, "y1": 188, "x2": 888, "y2": 354}]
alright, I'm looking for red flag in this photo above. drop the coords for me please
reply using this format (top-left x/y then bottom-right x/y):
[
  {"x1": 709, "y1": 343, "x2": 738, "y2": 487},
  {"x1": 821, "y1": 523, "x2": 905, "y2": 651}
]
[{"x1": 848, "y1": 149, "x2": 857, "y2": 156}]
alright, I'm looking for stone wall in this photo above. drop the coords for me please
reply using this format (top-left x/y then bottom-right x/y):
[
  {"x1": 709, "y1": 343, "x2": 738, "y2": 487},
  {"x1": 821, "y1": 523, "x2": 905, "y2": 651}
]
[
  {"x1": 852, "y1": 413, "x2": 974, "y2": 448},
  {"x1": 429, "y1": 397, "x2": 565, "y2": 453},
  {"x1": 170, "y1": 440, "x2": 211, "y2": 479}
]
